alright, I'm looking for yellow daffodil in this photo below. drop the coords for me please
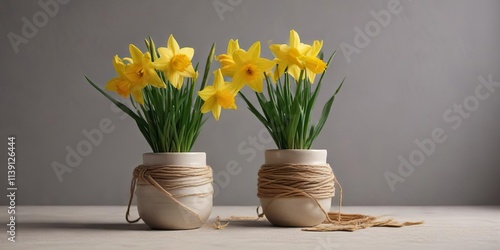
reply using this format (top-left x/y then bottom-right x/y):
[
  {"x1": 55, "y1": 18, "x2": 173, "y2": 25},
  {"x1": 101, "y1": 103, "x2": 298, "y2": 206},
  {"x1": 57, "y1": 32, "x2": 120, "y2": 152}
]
[
  {"x1": 198, "y1": 69, "x2": 237, "y2": 121},
  {"x1": 105, "y1": 44, "x2": 165, "y2": 105},
  {"x1": 153, "y1": 35, "x2": 198, "y2": 89},
  {"x1": 124, "y1": 44, "x2": 165, "y2": 89},
  {"x1": 105, "y1": 56, "x2": 130, "y2": 98},
  {"x1": 218, "y1": 39, "x2": 240, "y2": 77},
  {"x1": 269, "y1": 30, "x2": 311, "y2": 81},
  {"x1": 231, "y1": 41, "x2": 275, "y2": 92},
  {"x1": 302, "y1": 40, "x2": 327, "y2": 83}
]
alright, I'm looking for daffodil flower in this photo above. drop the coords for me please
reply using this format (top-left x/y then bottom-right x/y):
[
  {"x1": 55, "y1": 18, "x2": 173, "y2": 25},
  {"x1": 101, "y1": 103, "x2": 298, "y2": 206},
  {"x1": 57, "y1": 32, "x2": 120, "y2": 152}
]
[
  {"x1": 198, "y1": 69, "x2": 237, "y2": 121},
  {"x1": 105, "y1": 44, "x2": 165, "y2": 105},
  {"x1": 105, "y1": 55, "x2": 130, "y2": 98},
  {"x1": 153, "y1": 35, "x2": 198, "y2": 89},
  {"x1": 231, "y1": 41, "x2": 275, "y2": 92},
  {"x1": 218, "y1": 39, "x2": 240, "y2": 77},
  {"x1": 302, "y1": 40, "x2": 327, "y2": 83},
  {"x1": 269, "y1": 29, "x2": 311, "y2": 81}
]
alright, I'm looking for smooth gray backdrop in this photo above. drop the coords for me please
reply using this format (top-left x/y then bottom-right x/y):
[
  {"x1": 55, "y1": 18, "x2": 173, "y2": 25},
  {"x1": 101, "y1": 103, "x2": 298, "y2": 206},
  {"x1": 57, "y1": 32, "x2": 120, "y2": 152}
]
[{"x1": 1, "y1": 0, "x2": 499, "y2": 206}]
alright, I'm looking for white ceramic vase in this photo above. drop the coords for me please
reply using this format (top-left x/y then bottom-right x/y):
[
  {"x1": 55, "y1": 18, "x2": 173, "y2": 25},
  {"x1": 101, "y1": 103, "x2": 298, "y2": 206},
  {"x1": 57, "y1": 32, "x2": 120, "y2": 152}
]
[
  {"x1": 136, "y1": 152, "x2": 213, "y2": 230},
  {"x1": 259, "y1": 149, "x2": 332, "y2": 227}
]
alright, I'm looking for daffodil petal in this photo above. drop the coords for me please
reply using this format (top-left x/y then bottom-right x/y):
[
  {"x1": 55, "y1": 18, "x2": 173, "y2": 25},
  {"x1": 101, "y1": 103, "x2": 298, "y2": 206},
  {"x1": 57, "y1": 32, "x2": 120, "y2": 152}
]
[
  {"x1": 247, "y1": 41, "x2": 261, "y2": 60},
  {"x1": 198, "y1": 86, "x2": 216, "y2": 101},
  {"x1": 220, "y1": 63, "x2": 237, "y2": 77},
  {"x1": 157, "y1": 47, "x2": 174, "y2": 60},
  {"x1": 247, "y1": 75, "x2": 264, "y2": 93},
  {"x1": 143, "y1": 52, "x2": 152, "y2": 63},
  {"x1": 129, "y1": 44, "x2": 143, "y2": 64},
  {"x1": 219, "y1": 54, "x2": 237, "y2": 76},
  {"x1": 273, "y1": 68, "x2": 281, "y2": 82},
  {"x1": 227, "y1": 39, "x2": 240, "y2": 54},
  {"x1": 152, "y1": 57, "x2": 169, "y2": 72},
  {"x1": 274, "y1": 63, "x2": 287, "y2": 81},
  {"x1": 269, "y1": 44, "x2": 281, "y2": 56},
  {"x1": 255, "y1": 58, "x2": 275, "y2": 72},
  {"x1": 131, "y1": 87, "x2": 144, "y2": 105},
  {"x1": 304, "y1": 56, "x2": 327, "y2": 74},
  {"x1": 201, "y1": 97, "x2": 216, "y2": 113},
  {"x1": 148, "y1": 69, "x2": 166, "y2": 88},
  {"x1": 168, "y1": 34, "x2": 180, "y2": 53},
  {"x1": 215, "y1": 90, "x2": 236, "y2": 108},
  {"x1": 232, "y1": 70, "x2": 247, "y2": 91},
  {"x1": 298, "y1": 43, "x2": 311, "y2": 54},
  {"x1": 289, "y1": 30, "x2": 300, "y2": 48},
  {"x1": 178, "y1": 64, "x2": 197, "y2": 78},
  {"x1": 168, "y1": 71, "x2": 178, "y2": 88},
  {"x1": 288, "y1": 65, "x2": 302, "y2": 81},
  {"x1": 212, "y1": 69, "x2": 225, "y2": 91},
  {"x1": 106, "y1": 77, "x2": 130, "y2": 98},
  {"x1": 124, "y1": 64, "x2": 141, "y2": 83},
  {"x1": 224, "y1": 82, "x2": 239, "y2": 94},
  {"x1": 307, "y1": 69, "x2": 317, "y2": 84},
  {"x1": 179, "y1": 47, "x2": 194, "y2": 59},
  {"x1": 233, "y1": 49, "x2": 249, "y2": 65},
  {"x1": 309, "y1": 40, "x2": 323, "y2": 57},
  {"x1": 113, "y1": 55, "x2": 126, "y2": 77},
  {"x1": 226, "y1": 102, "x2": 237, "y2": 110},
  {"x1": 212, "y1": 105, "x2": 222, "y2": 121},
  {"x1": 227, "y1": 82, "x2": 241, "y2": 93}
]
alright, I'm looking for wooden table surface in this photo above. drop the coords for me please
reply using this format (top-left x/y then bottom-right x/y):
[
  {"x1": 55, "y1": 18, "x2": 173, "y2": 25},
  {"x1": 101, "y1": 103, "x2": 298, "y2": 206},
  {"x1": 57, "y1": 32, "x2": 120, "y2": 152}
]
[{"x1": 1, "y1": 206, "x2": 499, "y2": 249}]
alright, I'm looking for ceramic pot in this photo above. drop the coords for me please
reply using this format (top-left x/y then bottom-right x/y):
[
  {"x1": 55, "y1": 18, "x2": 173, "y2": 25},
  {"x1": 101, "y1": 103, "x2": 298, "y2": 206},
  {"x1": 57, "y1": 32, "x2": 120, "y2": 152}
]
[
  {"x1": 259, "y1": 149, "x2": 332, "y2": 227},
  {"x1": 136, "y1": 152, "x2": 212, "y2": 230}
]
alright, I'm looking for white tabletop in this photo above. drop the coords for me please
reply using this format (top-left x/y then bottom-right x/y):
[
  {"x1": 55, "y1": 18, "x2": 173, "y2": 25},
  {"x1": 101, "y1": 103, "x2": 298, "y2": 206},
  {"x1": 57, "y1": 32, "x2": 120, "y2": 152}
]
[{"x1": 1, "y1": 206, "x2": 499, "y2": 249}]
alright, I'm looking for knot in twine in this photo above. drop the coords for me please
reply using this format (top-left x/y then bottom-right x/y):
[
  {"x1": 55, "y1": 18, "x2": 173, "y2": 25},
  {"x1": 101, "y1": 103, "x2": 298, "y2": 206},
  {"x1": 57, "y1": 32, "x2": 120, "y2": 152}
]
[{"x1": 126, "y1": 165, "x2": 213, "y2": 224}]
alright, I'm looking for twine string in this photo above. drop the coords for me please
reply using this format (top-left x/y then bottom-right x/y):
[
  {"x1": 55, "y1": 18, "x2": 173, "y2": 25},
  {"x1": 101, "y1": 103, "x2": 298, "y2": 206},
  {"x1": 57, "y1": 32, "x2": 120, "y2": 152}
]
[
  {"x1": 125, "y1": 165, "x2": 213, "y2": 224},
  {"x1": 257, "y1": 163, "x2": 337, "y2": 222},
  {"x1": 256, "y1": 163, "x2": 422, "y2": 231}
]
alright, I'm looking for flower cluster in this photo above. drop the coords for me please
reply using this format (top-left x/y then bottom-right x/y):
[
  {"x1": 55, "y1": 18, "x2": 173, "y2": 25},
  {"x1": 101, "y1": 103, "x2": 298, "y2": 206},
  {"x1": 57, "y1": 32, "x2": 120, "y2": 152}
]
[
  {"x1": 88, "y1": 30, "x2": 339, "y2": 151},
  {"x1": 270, "y1": 30, "x2": 327, "y2": 84},
  {"x1": 204, "y1": 29, "x2": 341, "y2": 149},
  {"x1": 104, "y1": 30, "x2": 328, "y2": 121},
  {"x1": 105, "y1": 35, "x2": 197, "y2": 105},
  {"x1": 88, "y1": 35, "x2": 217, "y2": 152},
  {"x1": 198, "y1": 29, "x2": 328, "y2": 121}
]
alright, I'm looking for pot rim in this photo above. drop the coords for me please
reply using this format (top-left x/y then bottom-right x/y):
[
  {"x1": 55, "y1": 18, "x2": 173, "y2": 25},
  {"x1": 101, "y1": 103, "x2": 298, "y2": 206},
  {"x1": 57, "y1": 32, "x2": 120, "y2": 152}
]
[
  {"x1": 143, "y1": 152, "x2": 206, "y2": 166},
  {"x1": 265, "y1": 149, "x2": 327, "y2": 165},
  {"x1": 265, "y1": 149, "x2": 326, "y2": 152},
  {"x1": 143, "y1": 152, "x2": 206, "y2": 156}
]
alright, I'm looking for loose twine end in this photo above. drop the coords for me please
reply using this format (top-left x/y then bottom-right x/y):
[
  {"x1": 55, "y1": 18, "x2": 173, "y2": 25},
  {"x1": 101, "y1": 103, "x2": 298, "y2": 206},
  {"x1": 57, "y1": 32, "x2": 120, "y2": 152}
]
[{"x1": 212, "y1": 216, "x2": 230, "y2": 230}]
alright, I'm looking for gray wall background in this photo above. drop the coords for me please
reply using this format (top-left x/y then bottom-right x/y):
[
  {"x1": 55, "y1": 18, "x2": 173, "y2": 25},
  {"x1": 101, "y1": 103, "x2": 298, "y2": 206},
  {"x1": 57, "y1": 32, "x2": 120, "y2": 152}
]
[{"x1": 1, "y1": 0, "x2": 499, "y2": 206}]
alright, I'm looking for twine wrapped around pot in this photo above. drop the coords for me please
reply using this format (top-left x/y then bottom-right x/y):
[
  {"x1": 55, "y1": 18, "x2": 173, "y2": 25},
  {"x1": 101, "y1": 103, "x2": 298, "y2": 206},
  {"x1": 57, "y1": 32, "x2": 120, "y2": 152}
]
[
  {"x1": 126, "y1": 165, "x2": 213, "y2": 224},
  {"x1": 258, "y1": 163, "x2": 335, "y2": 199},
  {"x1": 257, "y1": 163, "x2": 339, "y2": 221}
]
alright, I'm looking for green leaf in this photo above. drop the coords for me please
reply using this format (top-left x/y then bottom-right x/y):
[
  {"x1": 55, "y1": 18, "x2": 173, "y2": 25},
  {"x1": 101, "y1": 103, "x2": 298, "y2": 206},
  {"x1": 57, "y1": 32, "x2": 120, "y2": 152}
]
[{"x1": 309, "y1": 76, "x2": 345, "y2": 145}]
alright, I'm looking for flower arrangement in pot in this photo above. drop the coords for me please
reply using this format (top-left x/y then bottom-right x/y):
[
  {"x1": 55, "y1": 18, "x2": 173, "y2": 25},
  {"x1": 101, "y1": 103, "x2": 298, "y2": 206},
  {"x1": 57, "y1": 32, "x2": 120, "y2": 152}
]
[
  {"x1": 85, "y1": 35, "x2": 237, "y2": 230},
  {"x1": 216, "y1": 30, "x2": 344, "y2": 227}
]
